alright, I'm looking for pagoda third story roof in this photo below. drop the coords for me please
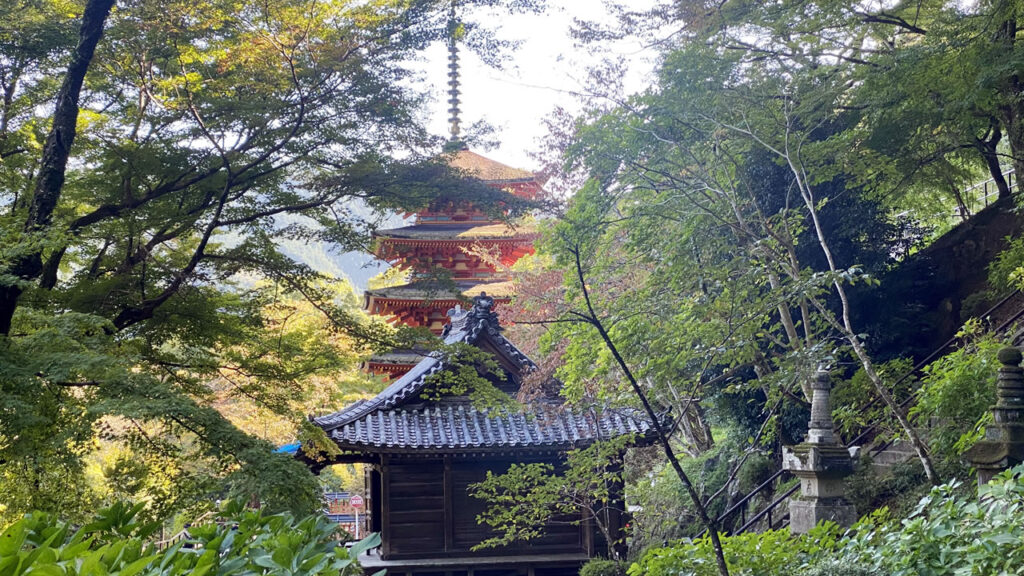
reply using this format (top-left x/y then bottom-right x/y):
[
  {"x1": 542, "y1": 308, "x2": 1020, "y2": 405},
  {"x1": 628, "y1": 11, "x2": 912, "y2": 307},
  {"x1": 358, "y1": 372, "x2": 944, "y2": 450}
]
[
  {"x1": 312, "y1": 293, "x2": 656, "y2": 455},
  {"x1": 448, "y1": 149, "x2": 536, "y2": 184}
]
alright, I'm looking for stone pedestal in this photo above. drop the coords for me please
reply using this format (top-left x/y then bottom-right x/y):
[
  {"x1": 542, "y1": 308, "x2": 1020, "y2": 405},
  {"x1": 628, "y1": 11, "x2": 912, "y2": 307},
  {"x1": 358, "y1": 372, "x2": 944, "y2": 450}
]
[
  {"x1": 783, "y1": 370, "x2": 856, "y2": 534},
  {"x1": 964, "y1": 347, "x2": 1024, "y2": 488}
]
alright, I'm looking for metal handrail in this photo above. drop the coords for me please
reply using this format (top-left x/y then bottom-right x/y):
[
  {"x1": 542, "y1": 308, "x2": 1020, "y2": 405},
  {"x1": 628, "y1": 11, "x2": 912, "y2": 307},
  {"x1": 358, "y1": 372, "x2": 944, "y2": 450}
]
[
  {"x1": 847, "y1": 287, "x2": 1023, "y2": 451},
  {"x1": 691, "y1": 287, "x2": 1024, "y2": 538},
  {"x1": 714, "y1": 468, "x2": 786, "y2": 529},
  {"x1": 734, "y1": 483, "x2": 799, "y2": 534},
  {"x1": 954, "y1": 168, "x2": 1016, "y2": 219}
]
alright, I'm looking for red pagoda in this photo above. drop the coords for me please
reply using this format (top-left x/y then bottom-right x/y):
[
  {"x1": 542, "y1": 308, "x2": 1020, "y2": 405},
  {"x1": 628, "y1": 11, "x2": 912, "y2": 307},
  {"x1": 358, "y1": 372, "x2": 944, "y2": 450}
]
[
  {"x1": 364, "y1": 148, "x2": 542, "y2": 377},
  {"x1": 363, "y1": 1, "x2": 544, "y2": 378}
]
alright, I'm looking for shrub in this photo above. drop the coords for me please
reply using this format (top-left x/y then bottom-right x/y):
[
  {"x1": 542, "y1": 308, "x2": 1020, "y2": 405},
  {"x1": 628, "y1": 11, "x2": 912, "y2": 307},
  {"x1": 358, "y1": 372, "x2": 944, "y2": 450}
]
[
  {"x1": 910, "y1": 320, "x2": 1002, "y2": 460},
  {"x1": 796, "y1": 559, "x2": 877, "y2": 576},
  {"x1": 627, "y1": 523, "x2": 843, "y2": 576},
  {"x1": 0, "y1": 500, "x2": 381, "y2": 576},
  {"x1": 987, "y1": 235, "x2": 1024, "y2": 294},
  {"x1": 580, "y1": 558, "x2": 627, "y2": 576},
  {"x1": 628, "y1": 464, "x2": 1024, "y2": 576},
  {"x1": 831, "y1": 469, "x2": 1024, "y2": 576}
]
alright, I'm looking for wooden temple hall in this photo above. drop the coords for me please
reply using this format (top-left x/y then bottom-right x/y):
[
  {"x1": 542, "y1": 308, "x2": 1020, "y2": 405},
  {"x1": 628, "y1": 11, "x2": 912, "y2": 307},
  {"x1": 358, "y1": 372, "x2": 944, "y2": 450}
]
[{"x1": 307, "y1": 295, "x2": 655, "y2": 576}]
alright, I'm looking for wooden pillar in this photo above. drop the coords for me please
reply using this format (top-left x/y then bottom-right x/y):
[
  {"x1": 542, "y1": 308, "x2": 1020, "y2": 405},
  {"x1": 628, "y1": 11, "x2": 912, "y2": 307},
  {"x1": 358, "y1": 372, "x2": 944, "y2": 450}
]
[
  {"x1": 581, "y1": 508, "x2": 595, "y2": 557},
  {"x1": 381, "y1": 455, "x2": 392, "y2": 558},
  {"x1": 444, "y1": 455, "x2": 454, "y2": 552},
  {"x1": 607, "y1": 458, "x2": 625, "y2": 559},
  {"x1": 370, "y1": 466, "x2": 383, "y2": 533}
]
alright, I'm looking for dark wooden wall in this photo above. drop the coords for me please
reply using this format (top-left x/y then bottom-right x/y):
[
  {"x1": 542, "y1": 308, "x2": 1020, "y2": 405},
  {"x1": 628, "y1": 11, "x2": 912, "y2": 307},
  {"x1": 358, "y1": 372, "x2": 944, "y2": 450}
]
[
  {"x1": 384, "y1": 460, "x2": 445, "y2": 556},
  {"x1": 379, "y1": 455, "x2": 588, "y2": 560}
]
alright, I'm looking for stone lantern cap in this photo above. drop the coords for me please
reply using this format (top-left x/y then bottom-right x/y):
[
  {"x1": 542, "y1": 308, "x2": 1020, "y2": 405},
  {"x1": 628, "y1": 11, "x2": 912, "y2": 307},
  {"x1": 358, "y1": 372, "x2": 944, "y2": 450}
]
[{"x1": 783, "y1": 443, "x2": 855, "y2": 476}]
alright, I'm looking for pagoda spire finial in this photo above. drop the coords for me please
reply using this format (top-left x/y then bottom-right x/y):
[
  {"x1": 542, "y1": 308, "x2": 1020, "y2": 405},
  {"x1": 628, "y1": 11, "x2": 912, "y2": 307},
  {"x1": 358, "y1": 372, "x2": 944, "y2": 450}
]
[{"x1": 445, "y1": 0, "x2": 466, "y2": 151}]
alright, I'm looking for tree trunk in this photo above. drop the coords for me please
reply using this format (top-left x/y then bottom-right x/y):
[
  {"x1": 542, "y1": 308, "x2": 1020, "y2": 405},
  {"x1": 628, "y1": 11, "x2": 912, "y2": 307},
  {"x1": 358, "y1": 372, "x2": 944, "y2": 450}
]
[
  {"x1": 765, "y1": 122, "x2": 942, "y2": 484},
  {"x1": 571, "y1": 247, "x2": 731, "y2": 576},
  {"x1": 0, "y1": 0, "x2": 116, "y2": 335},
  {"x1": 975, "y1": 120, "x2": 1010, "y2": 199},
  {"x1": 678, "y1": 399, "x2": 714, "y2": 457},
  {"x1": 1001, "y1": 108, "x2": 1024, "y2": 195},
  {"x1": 792, "y1": 167, "x2": 941, "y2": 485},
  {"x1": 994, "y1": 17, "x2": 1024, "y2": 199}
]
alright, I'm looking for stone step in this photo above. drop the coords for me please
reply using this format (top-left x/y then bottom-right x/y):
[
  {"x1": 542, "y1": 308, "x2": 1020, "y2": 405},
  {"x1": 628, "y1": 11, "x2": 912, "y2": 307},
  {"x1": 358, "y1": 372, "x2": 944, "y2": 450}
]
[{"x1": 868, "y1": 440, "x2": 916, "y2": 472}]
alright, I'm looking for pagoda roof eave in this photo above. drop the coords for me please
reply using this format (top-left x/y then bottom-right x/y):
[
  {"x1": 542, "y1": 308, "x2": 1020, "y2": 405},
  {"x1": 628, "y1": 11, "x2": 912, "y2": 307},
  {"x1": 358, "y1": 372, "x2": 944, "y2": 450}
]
[
  {"x1": 364, "y1": 279, "x2": 516, "y2": 303},
  {"x1": 446, "y1": 148, "x2": 537, "y2": 183},
  {"x1": 372, "y1": 222, "x2": 539, "y2": 242}
]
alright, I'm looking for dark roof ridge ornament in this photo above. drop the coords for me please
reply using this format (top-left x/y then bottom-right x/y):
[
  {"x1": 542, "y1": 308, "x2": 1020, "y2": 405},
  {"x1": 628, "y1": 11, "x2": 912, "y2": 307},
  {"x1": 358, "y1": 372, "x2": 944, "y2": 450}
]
[
  {"x1": 442, "y1": 291, "x2": 499, "y2": 337},
  {"x1": 470, "y1": 291, "x2": 497, "y2": 323}
]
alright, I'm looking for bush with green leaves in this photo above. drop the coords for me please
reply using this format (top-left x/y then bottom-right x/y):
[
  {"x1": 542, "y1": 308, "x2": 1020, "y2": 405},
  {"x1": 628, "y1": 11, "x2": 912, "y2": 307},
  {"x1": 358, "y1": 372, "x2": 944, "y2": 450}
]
[
  {"x1": 580, "y1": 558, "x2": 627, "y2": 576},
  {"x1": 628, "y1": 523, "x2": 844, "y2": 576},
  {"x1": 628, "y1": 465, "x2": 1024, "y2": 576},
  {"x1": 831, "y1": 470, "x2": 1024, "y2": 576},
  {"x1": 0, "y1": 501, "x2": 381, "y2": 576},
  {"x1": 795, "y1": 559, "x2": 876, "y2": 576},
  {"x1": 910, "y1": 320, "x2": 1002, "y2": 461},
  {"x1": 987, "y1": 235, "x2": 1024, "y2": 294}
]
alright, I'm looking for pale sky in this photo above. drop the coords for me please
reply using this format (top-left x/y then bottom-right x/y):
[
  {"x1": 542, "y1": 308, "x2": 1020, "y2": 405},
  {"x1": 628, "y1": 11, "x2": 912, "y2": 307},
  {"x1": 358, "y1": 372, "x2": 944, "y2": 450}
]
[{"x1": 419, "y1": 1, "x2": 660, "y2": 171}]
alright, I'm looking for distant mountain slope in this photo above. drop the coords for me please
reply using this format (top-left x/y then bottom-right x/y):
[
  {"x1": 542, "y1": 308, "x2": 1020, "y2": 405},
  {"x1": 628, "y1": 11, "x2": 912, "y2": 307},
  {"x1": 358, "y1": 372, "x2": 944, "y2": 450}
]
[
  {"x1": 277, "y1": 239, "x2": 387, "y2": 292},
  {"x1": 276, "y1": 203, "x2": 407, "y2": 292}
]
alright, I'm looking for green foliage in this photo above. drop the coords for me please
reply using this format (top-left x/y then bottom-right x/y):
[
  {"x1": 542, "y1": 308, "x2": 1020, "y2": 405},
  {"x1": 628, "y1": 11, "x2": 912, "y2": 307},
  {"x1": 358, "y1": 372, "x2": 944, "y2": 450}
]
[
  {"x1": 470, "y1": 436, "x2": 634, "y2": 557},
  {"x1": 628, "y1": 465, "x2": 1024, "y2": 576},
  {"x1": 830, "y1": 470, "x2": 1024, "y2": 576},
  {"x1": 988, "y1": 236, "x2": 1024, "y2": 294},
  {"x1": 0, "y1": 0, "x2": 543, "y2": 524},
  {"x1": 795, "y1": 560, "x2": 875, "y2": 576},
  {"x1": 910, "y1": 321, "x2": 1002, "y2": 460},
  {"x1": 420, "y1": 342, "x2": 511, "y2": 411},
  {"x1": 0, "y1": 500, "x2": 382, "y2": 576},
  {"x1": 627, "y1": 433, "x2": 773, "y2": 551},
  {"x1": 844, "y1": 458, "x2": 928, "y2": 520},
  {"x1": 470, "y1": 461, "x2": 560, "y2": 548},
  {"x1": 831, "y1": 358, "x2": 916, "y2": 443},
  {"x1": 580, "y1": 558, "x2": 627, "y2": 576},
  {"x1": 628, "y1": 523, "x2": 844, "y2": 576}
]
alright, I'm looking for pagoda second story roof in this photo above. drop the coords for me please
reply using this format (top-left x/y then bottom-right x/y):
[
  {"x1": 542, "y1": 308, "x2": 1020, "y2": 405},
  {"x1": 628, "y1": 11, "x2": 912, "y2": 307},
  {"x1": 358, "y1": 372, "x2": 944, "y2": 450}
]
[
  {"x1": 374, "y1": 221, "x2": 538, "y2": 242},
  {"x1": 311, "y1": 294, "x2": 656, "y2": 455}
]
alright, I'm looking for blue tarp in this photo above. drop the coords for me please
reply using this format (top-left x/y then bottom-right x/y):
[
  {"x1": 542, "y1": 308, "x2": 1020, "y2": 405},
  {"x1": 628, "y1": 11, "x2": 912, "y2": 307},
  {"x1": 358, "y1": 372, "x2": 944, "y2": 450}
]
[{"x1": 275, "y1": 442, "x2": 300, "y2": 454}]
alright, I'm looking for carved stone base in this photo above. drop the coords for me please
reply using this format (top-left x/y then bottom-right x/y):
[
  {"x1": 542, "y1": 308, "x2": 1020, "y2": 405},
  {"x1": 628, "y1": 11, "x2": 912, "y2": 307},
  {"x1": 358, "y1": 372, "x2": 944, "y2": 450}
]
[{"x1": 789, "y1": 498, "x2": 857, "y2": 534}]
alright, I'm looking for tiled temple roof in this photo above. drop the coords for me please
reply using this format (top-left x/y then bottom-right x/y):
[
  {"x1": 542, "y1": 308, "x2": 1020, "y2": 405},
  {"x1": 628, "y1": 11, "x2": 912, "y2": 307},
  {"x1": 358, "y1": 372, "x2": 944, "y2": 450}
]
[
  {"x1": 313, "y1": 294, "x2": 656, "y2": 454},
  {"x1": 327, "y1": 404, "x2": 652, "y2": 451}
]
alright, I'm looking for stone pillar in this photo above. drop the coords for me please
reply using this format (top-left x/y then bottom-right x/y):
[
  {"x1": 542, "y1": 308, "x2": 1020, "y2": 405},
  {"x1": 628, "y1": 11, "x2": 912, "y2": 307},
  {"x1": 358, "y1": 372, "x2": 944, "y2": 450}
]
[
  {"x1": 782, "y1": 369, "x2": 856, "y2": 534},
  {"x1": 964, "y1": 347, "x2": 1024, "y2": 488}
]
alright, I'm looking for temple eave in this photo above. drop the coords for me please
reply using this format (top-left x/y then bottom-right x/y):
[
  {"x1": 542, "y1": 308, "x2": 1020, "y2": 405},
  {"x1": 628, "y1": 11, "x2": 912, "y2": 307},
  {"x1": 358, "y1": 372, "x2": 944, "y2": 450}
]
[{"x1": 373, "y1": 234, "x2": 539, "y2": 246}]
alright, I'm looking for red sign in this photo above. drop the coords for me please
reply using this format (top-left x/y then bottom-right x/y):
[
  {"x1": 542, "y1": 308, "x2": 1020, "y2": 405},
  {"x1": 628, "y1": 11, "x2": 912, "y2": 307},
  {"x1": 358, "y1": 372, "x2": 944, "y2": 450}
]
[{"x1": 349, "y1": 495, "x2": 364, "y2": 509}]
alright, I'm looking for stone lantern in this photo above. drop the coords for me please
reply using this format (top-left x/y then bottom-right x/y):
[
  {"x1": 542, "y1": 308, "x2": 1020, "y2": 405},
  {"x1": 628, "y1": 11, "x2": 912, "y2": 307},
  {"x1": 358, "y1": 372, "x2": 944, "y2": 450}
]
[
  {"x1": 964, "y1": 347, "x2": 1024, "y2": 488},
  {"x1": 782, "y1": 369, "x2": 856, "y2": 533}
]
